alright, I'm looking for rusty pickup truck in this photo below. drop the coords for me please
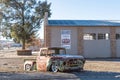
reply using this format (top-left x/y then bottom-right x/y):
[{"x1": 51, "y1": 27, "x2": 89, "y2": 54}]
[{"x1": 24, "y1": 47, "x2": 85, "y2": 72}]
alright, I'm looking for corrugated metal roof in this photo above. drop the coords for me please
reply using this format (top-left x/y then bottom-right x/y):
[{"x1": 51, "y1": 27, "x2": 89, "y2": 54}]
[{"x1": 48, "y1": 20, "x2": 120, "y2": 26}]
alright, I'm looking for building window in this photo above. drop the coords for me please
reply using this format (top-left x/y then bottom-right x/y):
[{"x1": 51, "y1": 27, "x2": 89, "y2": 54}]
[
  {"x1": 83, "y1": 33, "x2": 96, "y2": 40},
  {"x1": 116, "y1": 34, "x2": 120, "y2": 40},
  {"x1": 98, "y1": 33, "x2": 109, "y2": 40}
]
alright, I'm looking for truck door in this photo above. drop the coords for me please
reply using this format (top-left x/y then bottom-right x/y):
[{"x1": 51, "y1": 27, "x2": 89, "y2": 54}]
[{"x1": 37, "y1": 49, "x2": 48, "y2": 71}]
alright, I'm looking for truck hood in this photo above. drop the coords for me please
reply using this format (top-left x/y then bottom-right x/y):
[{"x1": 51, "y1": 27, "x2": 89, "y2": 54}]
[{"x1": 53, "y1": 54, "x2": 84, "y2": 59}]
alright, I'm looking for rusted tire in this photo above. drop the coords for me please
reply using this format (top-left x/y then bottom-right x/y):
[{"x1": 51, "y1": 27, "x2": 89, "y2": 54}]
[
  {"x1": 51, "y1": 63, "x2": 59, "y2": 72},
  {"x1": 25, "y1": 64, "x2": 31, "y2": 71}
]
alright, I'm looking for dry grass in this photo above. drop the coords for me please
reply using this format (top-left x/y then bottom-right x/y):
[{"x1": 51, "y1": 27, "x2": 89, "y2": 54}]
[{"x1": 84, "y1": 60, "x2": 120, "y2": 73}]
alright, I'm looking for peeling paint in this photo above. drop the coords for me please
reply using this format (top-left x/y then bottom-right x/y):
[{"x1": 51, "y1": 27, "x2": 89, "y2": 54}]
[{"x1": 24, "y1": 47, "x2": 85, "y2": 72}]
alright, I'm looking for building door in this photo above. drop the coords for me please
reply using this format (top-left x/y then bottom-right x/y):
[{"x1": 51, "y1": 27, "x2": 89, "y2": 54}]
[{"x1": 83, "y1": 28, "x2": 111, "y2": 58}]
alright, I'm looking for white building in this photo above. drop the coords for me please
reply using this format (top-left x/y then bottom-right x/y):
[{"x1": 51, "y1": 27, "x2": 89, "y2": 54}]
[{"x1": 44, "y1": 17, "x2": 120, "y2": 58}]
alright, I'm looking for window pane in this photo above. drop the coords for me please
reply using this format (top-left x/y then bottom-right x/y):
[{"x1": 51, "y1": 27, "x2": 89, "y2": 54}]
[
  {"x1": 98, "y1": 33, "x2": 109, "y2": 40},
  {"x1": 98, "y1": 34, "x2": 104, "y2": 39},
  {"x1": 83, "y1": 33, "x2": 96, "y2": 40},
  {"x1": 116, "y1": 34, "x2": 120, "y2": 39},
  {"x1": 105, "y1": 33, "x2": 109, "y2": 40},
  {"x1": 40, "y1": 50, "x2": 47, "y2": 56}
]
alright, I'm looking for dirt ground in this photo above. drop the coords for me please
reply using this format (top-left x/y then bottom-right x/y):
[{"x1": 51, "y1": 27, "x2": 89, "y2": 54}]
[
  {"x1": 0, "y1": 48, "x2": 120, "y2": 73},
  {"x1": 0, "y1": 48, "x2": 36, "y2": 72},
  {"x1": 84, "y1": 59, "x2": 120, "y2": 73}
]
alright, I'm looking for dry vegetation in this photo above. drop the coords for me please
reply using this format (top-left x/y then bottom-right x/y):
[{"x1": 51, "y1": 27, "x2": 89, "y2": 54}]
[{"x1": 84, "y1": 60, "x2": 120, "y2": 73}]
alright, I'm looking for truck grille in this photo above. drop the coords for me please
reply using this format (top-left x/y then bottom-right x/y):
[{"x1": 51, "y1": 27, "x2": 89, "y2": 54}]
[{"x1": 66, "y1": 59, "x2": 81, "y2": 67}]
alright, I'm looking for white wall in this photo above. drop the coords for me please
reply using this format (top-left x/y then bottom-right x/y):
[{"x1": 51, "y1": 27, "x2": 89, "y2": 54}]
[
  {"x1": 50, "y1": 27, "x2": 78, "y2": 55},
  {"x1": 50, "y1": 27, "x2": 112, "y2": 58}
]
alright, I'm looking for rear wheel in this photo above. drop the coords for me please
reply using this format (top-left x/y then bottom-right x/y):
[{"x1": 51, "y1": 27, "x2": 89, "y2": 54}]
[
  {"x1": 25, "y1": 64, "x2": 31, "y2": 71},
  {"x1": 51, "y1": 63, "x2": 59, "y2": 72}
]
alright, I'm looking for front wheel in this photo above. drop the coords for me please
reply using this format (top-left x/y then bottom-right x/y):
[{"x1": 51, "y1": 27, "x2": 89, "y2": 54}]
[{"x1": 51, "y1": 63, "x2": 59, "y2": 72}]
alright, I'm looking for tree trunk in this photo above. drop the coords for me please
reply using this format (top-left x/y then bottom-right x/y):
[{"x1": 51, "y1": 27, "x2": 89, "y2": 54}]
[
  {"x1": 22, "y1": 39, "x2": 25, "y2": 50},
  {"x1": 22, "y1": 0, "x2": 25, "y2": 50}
]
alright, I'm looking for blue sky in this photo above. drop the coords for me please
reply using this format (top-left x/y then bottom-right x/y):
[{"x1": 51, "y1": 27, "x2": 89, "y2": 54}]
[
  {"x1": 48, "y1": 0, "x2": 120, "y2": 20},
  {"x1": 39, "y1": 0, "x2": 120, "y2": 39},
  {"x1": 1, "y1": 0, "x2": 120, "y2": 39}
]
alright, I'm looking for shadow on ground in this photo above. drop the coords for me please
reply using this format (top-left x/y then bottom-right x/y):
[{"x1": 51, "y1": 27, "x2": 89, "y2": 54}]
[{"x1": 0, "y1": 70, "x2": 120, "y2": 80}]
